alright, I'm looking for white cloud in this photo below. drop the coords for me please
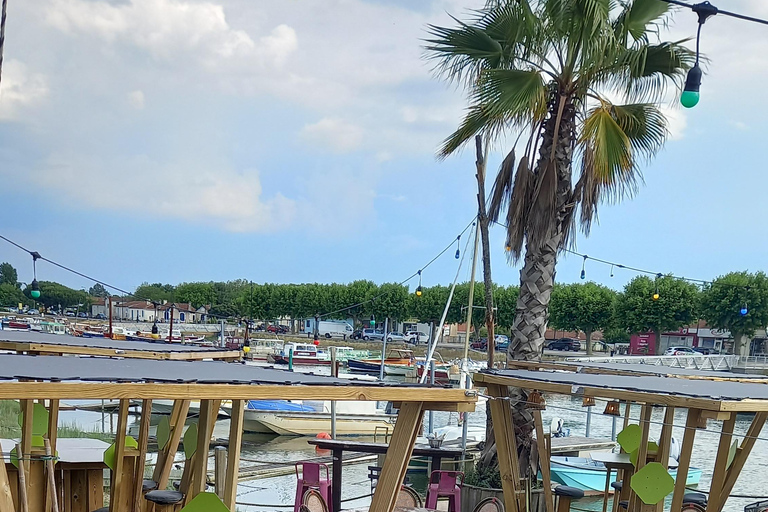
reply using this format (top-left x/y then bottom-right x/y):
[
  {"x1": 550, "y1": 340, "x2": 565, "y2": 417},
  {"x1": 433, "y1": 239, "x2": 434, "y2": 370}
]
[
  {"x1": 0, "y1": 60, "x2": 49, "y2": 120},
  {"x1": 301, "y1": 118, "x2": 364, "y2": 153},
  {"x1": 661, "y1": 107, "x2": 687, "y2": 141},
  {"x1": 728, "y1": 120, "x2": 749, "y2": 131},
  {"x1": 128, "y1": 90, "x2": 145, "y2": 110},
  {"x1": 34, "y1": 153, "x2": 296, "y2": 233}
]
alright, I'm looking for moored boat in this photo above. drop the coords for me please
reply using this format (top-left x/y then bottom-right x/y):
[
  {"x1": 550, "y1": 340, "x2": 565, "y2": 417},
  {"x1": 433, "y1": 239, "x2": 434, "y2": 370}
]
[
  {"x1": 547, "y1": 456, "x2": 702, "y2": 493},
  {"x1": 1, "y1": 319, "x2": 31, "y2": 331},
  {"x1": 348, "y1": 349, "x2": 419, "y2": 374},
  {"x1": 268, "y1": 342, "x2": 330, "y2": 365},
  {"x1": 231, "y1": 399, "x2": 397, "y2": 436}
]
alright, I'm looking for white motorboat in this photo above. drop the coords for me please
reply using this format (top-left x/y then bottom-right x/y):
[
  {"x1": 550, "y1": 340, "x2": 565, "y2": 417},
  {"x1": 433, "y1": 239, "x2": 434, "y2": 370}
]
[{"x1": 227, "y1": 399, "x2": 397, "y2": 436}]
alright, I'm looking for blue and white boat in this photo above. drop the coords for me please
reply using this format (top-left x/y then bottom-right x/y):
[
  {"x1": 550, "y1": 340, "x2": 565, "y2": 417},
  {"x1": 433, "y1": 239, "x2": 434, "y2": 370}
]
[{"x1": 547, "y1": 456, "x2": 702, "y2": 493}]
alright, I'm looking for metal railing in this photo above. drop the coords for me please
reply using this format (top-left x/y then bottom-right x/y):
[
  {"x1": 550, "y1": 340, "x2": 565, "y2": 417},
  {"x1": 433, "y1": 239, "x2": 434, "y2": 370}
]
[{"x1": 565, "y1": 354, "x2": 739, "y2": 371}]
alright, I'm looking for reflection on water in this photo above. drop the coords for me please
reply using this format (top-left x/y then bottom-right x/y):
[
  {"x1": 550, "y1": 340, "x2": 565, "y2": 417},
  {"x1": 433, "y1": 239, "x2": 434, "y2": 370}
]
[{"x1": 57, "y1": 369, "x2": 768, "y2": 512}]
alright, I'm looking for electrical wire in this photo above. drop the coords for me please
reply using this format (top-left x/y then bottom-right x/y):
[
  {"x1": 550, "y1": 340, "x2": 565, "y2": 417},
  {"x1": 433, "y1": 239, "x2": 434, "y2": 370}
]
[{"x1": 659, "y1": 0, "x2": 768, "y2": 27}]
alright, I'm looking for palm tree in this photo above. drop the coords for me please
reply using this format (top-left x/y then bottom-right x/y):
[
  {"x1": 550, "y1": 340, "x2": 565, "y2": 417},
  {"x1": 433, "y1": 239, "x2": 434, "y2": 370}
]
[{"x1": 427, "y1": 0, "x2": 693, "y2": 475}]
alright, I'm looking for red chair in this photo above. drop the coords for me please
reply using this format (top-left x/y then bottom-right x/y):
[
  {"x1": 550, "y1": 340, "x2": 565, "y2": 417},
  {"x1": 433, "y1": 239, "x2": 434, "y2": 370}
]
[
  {"x1": 294, "y1": 462, "x2": 332, "y2": 512},
  {"x1": 425, "y1": 470, "x2": 464, "y2": 511}
]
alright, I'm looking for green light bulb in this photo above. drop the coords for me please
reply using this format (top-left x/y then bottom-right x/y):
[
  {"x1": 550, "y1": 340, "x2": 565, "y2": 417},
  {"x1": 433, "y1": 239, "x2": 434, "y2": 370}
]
[
  {"x1": 31, "y1": 290, "x2": 41, "y2": 299},
  {"x1": 680, "y1": 90, "x2": 700, "y2": 108}
]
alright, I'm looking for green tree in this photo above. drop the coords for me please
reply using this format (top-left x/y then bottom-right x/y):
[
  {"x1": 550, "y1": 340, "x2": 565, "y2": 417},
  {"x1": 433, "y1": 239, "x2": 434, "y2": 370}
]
[
  {"x1": 0, "y1": 263, "x2": 18, "y2": 287},
  {"x1": 134, "y1": 282, "x2": 175, "y2": 303},
  {"x1": 23, "y1": 281, "x2": 91, "y2": 309},
  {"x1": 88, "y1": 283, "x2": 108, "y2": 297},
  {"x1": 699, "y1": 272, "x2": 768, "y2": 356},
  {"x1": 549, "y1": 282, "x2": 616, "y2": 355},
  {"x1": 614, "y1": 275, "x2": 699, "y2": 355},
  {"x1": 370, "y1": 283, "x2": 409, "y2": 326},
  {"x1": 0, "y1": 283, "x2": 26, "y2": 307},
  {"x1": 175, "y1": 282, "x2": 216, "y2": 309},
  {"x1": 427, "y1": 0, "x2": 693, "y2": 475}
]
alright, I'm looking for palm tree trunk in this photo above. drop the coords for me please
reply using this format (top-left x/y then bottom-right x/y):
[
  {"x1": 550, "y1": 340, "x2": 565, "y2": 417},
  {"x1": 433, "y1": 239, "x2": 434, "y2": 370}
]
[
  {"x1": 507, "y1": 92, "x2": 576, "y2": 478},
  {"x1": 475, "y1": 136, "x2": 496, "y2": 369}
]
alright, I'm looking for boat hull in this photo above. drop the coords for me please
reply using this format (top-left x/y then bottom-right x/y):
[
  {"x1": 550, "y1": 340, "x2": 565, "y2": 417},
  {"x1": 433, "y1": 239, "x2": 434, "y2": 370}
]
[
  {"x1": 548, "y1": 457, "x2": 702, "y2": 493},
  {"x1": 268, "y1": 354, "x2": 330, "y2": 365},
  {"x1": 241, "y1": 410, "x2": 396, "y2": 436}
]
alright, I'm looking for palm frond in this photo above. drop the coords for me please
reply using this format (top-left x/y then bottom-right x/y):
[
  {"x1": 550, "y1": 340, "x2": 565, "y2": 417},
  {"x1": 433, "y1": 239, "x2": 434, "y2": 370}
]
[
  {"x1": 474, "y1": 69, "x2": 548, "y2": 124},
  {"x1": 611, "y1": 102, "x2": 667, "y2": 162},
  {"x1": 439, "y1": 104, "x2": 508, "y2": 157},
  {"x1": 617, "y1": 0, "x2": 670, "y2": 42},
  {"x1": 488, "y1": 148, "x2": 515, "y2": 222},
  {"x1": 505, "y1": 155, "x2": 534, "y2": 261},
  {"x1": 525, "y1": 160, "x2": 559, "y2": 253}
]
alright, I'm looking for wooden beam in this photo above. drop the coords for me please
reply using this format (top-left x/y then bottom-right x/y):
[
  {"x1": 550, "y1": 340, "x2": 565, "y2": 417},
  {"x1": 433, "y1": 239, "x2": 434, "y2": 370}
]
[
  {"x1": 132, "y1": 399, "x2": 152, "y2": 512},
  {"x1": 533, "y1": 410, "x2": 554, "y2": 512},
  {"x1": 223, "y1": 399, "x2": 244, "y2": 511},
  {"x1": 0, "y1": 382, "x2": 476, "y2": 404},
  {"x1": 391, "y1": 401, "x2": 475, "y2": 412},
  {"x1": 20, "y1": 400, "x2": 33, "y2": 489},
  {"x1": 368, "y1": 401, "x2": 424, "y2": 512},
  {"x1": 0, "y1": 447, "x2": 14, "y2": 512},
  {"x1": 190, "y1": 400, "x2": 216, "y2": 499},
  {"x1": 706, "y1": 413, "x2": 736, "y2": 512},
  {"x1": 0, "y1": 340, "x2": 240, "y2": 361},
  {"x1": 654, "y1": 406, "x2": 676, "y2": 512},
  {"x1": 156, "y1": 400, "x2": 190, "y2": 489},
  {"x1": 486, "y1": 383, "x2": 521, "y2": 512},
  {"x1": 47, "y1": 400, "x2": 59, "y2": 454},
  {"x1": 629, "y1": 404, "x2": 652, "y2": 512},
  {"x1": 670, "y1": 409, "x2": 701, "y2": 512},
  {"x1": 719, "y1": 411, "x2": 768, "y2": 510},
  {"x1": 109, "y1": 399, "x2": 130, "y2": 512}
]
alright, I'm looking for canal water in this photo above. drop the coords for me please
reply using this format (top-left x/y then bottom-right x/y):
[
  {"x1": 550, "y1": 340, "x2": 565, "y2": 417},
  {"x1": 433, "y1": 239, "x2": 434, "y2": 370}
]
[{"x1": 58, "y1": 367, "x2": 768, "y2": 512}]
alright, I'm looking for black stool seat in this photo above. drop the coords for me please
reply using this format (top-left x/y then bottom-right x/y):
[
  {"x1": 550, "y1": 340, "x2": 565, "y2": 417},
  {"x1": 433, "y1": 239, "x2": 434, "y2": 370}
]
[
  {"x1": 172, "y1": 480, "x2": 180, "y2": 490},
  {"x1": 684, "y1": 493, "x2": 708, "y2": 506},
  {"x1": 619, "y1": 500, "x2": 628, "y2": 509},
  {"x1": 145, "y1": 490, "x2": 184, "y2": 505},
  {"x1": 611, "y1": 481, "x2": 623, "y2": 491},
  {"x1": 143, "y1": 479, "x2": 158, "y2": 492},
  {"x1": 555, "y1": 485, "x2": 585, "y2": 499}
]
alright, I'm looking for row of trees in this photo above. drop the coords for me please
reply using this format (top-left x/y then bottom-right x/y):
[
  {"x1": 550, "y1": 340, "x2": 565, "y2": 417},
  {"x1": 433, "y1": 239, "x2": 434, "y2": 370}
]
[{"x1": 550, "y1": 272, "x2": 768, "y2": 355}]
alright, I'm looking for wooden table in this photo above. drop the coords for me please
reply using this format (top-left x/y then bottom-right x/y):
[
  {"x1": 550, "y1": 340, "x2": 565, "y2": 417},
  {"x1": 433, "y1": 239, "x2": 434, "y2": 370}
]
[
  {"x1": 3, "y1": 437, "x2": 110, "y2": 512},
  {"x1": 590, "y1": 452, "x2": 634, "y2": 512},
  {"x1": 308, "y1": 438, "x2": 463, "y2": 512}
]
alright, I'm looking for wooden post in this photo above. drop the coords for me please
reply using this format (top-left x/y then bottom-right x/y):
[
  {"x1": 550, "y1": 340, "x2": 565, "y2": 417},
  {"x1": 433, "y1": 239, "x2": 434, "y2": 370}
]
[
  {"x1": 719, "y1": 411, "x2": 768, "y2": 510},
  {"x1": 214, "y1": 447, "x2": 226, "y2": 499},
  {"x1": 132, "y1": 399, "x2": 152, "y2": 512},
  {"x1": 623, "y1": 401, "x2": 632, "y2": 430},
  {"x1": 20, "y1": 400, "x2": 34, "y2": 483},
  {"x1": 670, "y1": 409, "x2": 701, "y2": 512},
  {"x1": 47, "y1": 400, "x2": 59, "y2": 455},
  {"x1": 16, "y1": 442, "x2": 29, "y2": 512},
  {"x1": 629, "y1": 404, "x2": 652, "y2": 512},
  {"x1": 705, "y1": 414, "x2": 737, "y2": 512},
  {"x1": 109, "y1": 399, "x2": 130, "y2": 512},
  {"x1": 190, "y1": 400, "x2": 215, "y2": 498},
  {"x1": 0, "y1": 448, "x2": 15, "y2": 512},
  {"x1": 44, "y1": 439, "x2": 59, "y2": 512},
  {"x1": 155, "y1": 400, "x2": 190, "y2": 489},
  {"x1": 487, "y1": 383, "x2": 521, "y2": 512},
  {"x1": 654, "y1": 406, "x2": 676, "y2": 512},
  {"x1": 533, "y1": 410, "x2": 554, "y2": 512},
  {"x1": 368, "y1": 401, "x2": 424, "y2": 512},
  {"x1": 224, "y1": 399, "x2": 244, "y2": 511}
]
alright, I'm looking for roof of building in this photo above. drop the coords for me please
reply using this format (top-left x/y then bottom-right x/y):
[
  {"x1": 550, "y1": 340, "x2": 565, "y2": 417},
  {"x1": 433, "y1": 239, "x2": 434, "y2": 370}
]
[
  {"x1": 0, "y1": 329, "x2": 226, "y2": 353},
  {"x1": 474, "y1": 368, "x2": 768, "y2": 411}
]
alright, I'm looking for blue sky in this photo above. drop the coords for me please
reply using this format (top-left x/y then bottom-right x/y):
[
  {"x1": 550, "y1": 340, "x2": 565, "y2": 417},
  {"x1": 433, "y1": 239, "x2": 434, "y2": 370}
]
[{"x1": 1, "y1": 0, "x2": 767, "y2": 295}]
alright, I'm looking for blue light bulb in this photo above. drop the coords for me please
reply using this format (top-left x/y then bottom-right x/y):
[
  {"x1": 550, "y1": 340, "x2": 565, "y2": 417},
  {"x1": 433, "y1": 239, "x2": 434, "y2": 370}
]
[{"x1": 741, "y1": 306, "x2": 748, "y2": 316}]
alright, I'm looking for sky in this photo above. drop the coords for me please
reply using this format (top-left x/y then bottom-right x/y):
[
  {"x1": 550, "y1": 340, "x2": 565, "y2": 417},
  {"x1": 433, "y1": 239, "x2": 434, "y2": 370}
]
[{"x1": 1, "y1": 0, "x2": 767, "y2": 296}]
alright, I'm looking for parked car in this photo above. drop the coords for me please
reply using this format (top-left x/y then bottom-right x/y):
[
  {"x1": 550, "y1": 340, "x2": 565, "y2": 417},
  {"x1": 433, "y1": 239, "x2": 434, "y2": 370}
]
[
  {"x1": 693, "y1": 347, "x2": 715, "y2": 355},
  {"x1": 547, "y1": 338, "x2": 581, "y2": 351},
  {"x1": 28, "y1": 309, "x2": 40, "y2": 315},
  {"x1": 471, "y1": 338, "x2": 488, "y2": 351},
  {"x1": 266, "y1": 324, "x2": 289, "y2": 334},
  {"x1": 351, "y1": 329, "x2": 363, "y2": 340},
  {"x1": 405, "y1": 331, "x2": 428, "y2": 344},
  {"x1": 495, "y1": 335, "x2": 510, "y2": 351},
  {"x1": 386, "y1": 332, "x2": 406, "y2": 342},
  {"x1": 94, "y1": 313, "x2": 107, "y2": 320},
  {"x1": 77, "y1": 312, "x2": 88, "y2": 318},
  {"x1": 664, "y1": 346, "x2": 697, "y2": 356},
  {"x1": 362, "y1": 328, "x2": 385, "y2": 341}
]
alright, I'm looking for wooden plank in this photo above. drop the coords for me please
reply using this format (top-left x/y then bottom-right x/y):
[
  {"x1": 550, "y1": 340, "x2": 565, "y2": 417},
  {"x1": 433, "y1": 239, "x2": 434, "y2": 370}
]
[
  {"x1": 486, "y1": 383, "x2": 520, "y2": 512},
  {"x1": 20, "y1": 400, "x2": 34, "y2": 484},
  {"x1": 0, "y1": 449, "x2": 15, "y2": 512},
  {"x1": 132, "y1": 399, "x2": 152, "y2": 512},
  {"x1": 533, "y1": 410, "x2": 554, "y2": 512},
  {"x1": 47, "y1": 400, "x2": 59, "y2": 454},
  {"x1": 368, "y1": 401, "x2": 424, "y2": 512},
  {"x1": 190, "y1": 400, "x2": 215, "y2": 498},
  {"x1": 705, "y1": 413, "x2": 736, "y2": 512},
  {"x1": 87, "y1": 469, "x2": 103, "y2": 512},
  {"x1": 44, "y1": 439, "x2": 59, "y2": 512},
  {"x1": 27, "y1": 461, "x2": 45, "y2": 512},
  {"x1": 670, "y1": 409, "x2": 701, "y2": 512},
  {"x1": 654, "y1": 406, "x2": 676, "y2": 512},
  {"x1": 0, "y1": 383, "x2": 475, "y2": 405},
  {"x1": 629, "y1": 405, "x2": 652, "y2": 512},
  {"x1": 223, "y1": 399, "x2": 244, "y2": 511},
  {"x1": 70, "y1": 469, "x2": 87, "y2": 512},
  {"x1": 155, "y1": 400, "x2": 190, "y2": 489},
  {"x1": 719, "y1": 411, "x2": 768, "y2": 510},
  {"x1": 109, "y1": 399, "x2": 130, "y2": 512},
  {"x1": 0, "y1": 341, "x2": 240, "y2": 361}
]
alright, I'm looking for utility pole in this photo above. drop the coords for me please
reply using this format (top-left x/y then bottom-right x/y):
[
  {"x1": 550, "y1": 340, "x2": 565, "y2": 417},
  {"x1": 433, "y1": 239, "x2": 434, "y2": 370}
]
[
  {"x1": 475, "y1": 135, "x2": 496, "y2": 369},
  {"x1": 462, "y1": 223, "x2": 481, "y2": 370},
  {"x1": 167, "y1": 304, "x2": 174, "y2": 343},
  {"x1": 107, "y1": 296, "x2": 113, "y2": 339}
]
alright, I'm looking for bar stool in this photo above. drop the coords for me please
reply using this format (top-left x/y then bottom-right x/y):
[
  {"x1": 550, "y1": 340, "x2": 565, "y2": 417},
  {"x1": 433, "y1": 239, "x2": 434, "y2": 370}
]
[
  {"x1": 555, "y1": 485, "x2": 584, "y2": 512},
  {"x1": 294, "y1": 462, "x2": 332, "y2": 512},
  {"x1": 425, "y1": 470, "x2": 464, "y2": 512}
]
